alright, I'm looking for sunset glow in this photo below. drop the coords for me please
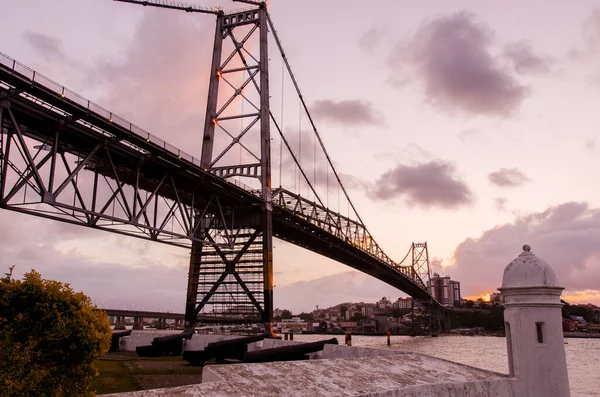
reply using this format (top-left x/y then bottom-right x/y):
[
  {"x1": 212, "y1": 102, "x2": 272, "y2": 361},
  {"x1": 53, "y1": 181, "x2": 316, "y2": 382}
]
[{"x1": 466, "y1": 292, "x2": 493, "y2": 302}]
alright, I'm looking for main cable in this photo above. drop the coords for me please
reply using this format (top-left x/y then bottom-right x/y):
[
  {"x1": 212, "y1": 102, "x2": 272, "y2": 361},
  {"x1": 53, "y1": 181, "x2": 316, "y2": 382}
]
[{"x1": 266, "y1": 12, "x2": 366, "y2": 228}]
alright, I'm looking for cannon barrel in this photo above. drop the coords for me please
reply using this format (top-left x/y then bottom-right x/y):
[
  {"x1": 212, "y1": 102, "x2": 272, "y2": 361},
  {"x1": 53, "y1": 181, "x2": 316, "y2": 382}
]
[
  {"x1": 110, "y1": 329, "x2": 132, "y2": 352},
  {"x1": 152, "y1": 330, "x2": 194, "y2": 345},
  {"x1": 242, "y1": 337, "x2": 338, "y2": 363},
  {"x1": 136, "y1": 330, "x2": 194, "y2": 357},
  {"x1": 184, "y1": 334, "x2": 267, "y2": 366}
]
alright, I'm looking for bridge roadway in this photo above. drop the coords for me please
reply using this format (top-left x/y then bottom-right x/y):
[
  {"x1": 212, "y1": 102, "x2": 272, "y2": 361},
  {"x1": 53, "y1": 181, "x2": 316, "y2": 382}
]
[
  {"x1": 100, "y1": 308, "x2": 184, "y2": 321},
  {"x1": 0, "y1": 54, "x2": 437, "y2": 305},
  {"x1": 97, "y1": 309, "x2": 257, "y2": 324}
]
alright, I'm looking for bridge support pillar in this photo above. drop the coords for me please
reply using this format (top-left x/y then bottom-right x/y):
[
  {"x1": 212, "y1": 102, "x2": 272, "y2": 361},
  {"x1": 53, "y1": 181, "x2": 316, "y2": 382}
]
[
  {"x1": 183, "y1": 5, "x2": 273, "y2": 332},
  {"x1": 133, "y1": 316, "x2": 144, "y2": 330},
  {"x1": 114, "y1": 316, "x2": 126, "y2": 330}
]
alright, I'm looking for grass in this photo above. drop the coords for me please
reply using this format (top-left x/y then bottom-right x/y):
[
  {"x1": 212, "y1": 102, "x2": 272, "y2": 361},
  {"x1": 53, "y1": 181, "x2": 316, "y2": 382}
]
[
  {"x1": 92, "y1": 360, "x2": 139, "y2": 395},
  {"x1": 91, "y1": 353, "x2": 206, "y2": 395}
]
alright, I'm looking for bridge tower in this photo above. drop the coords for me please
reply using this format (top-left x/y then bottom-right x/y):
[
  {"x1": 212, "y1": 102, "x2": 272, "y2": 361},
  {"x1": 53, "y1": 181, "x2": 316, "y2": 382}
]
[
  {"x1": 114, "y1": 0, "x2": 276, "y2": 330},
  {"x1": 411, "y1": 242, "x2": 431, "y2": 290},
  {"x1": 186, "y1": 3, "x2": 274, "y2": 331}
]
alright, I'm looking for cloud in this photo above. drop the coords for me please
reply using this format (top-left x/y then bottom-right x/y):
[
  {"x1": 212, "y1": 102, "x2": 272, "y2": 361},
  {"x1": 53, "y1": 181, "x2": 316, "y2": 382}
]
[
  {"x1": 369, "y1": 160, "x2": 473, "y2": 209},
  {"x1": 570, "y1": 8, "x2": 600, "y2": 62},
  {"x1": 0, "y1": 211, "x2": 187, "y2": 312},
  {"x1": 583, "y1": 8, "x2": 600, "y2": 54},
  {"x1": 275, "y1": 271, "x2": 408, "y2": 313},
  {"x1": 388, "y1": 11, "x2": 527, "y2": 117},
  {"x1": 586, "y1": 137, "x2": 597, "y2": 150},
  {"x1": 311, "y1": 99, "x2": 382, "y2": 127},
  {"x1": 430, "y1": 257, "x2": 444, "y2": 273},
  {"x1": 562, "y1": 289, "x2": 600, "y2": 304},
  {"x1": 494, "y1": 197, "x2": 508, "y2": 212},
  {"x1": 450, "y1": 202, "x2": 600, "y2": 300},
  {"x1": 488, "y1": 167, "x2": 530, "y2": 187},
  {"x1": 23, "y1": 31, "x2": 66, "y2": 61},
  {"x1": 504, "y1": 41, "x2": 551, "y2": 75},
  {"x1": 359, "y1": 27, "x2": 383, "y2": 52},
  {"x1": 458, "y1": 129, "x2": 480, "y2": 143}
]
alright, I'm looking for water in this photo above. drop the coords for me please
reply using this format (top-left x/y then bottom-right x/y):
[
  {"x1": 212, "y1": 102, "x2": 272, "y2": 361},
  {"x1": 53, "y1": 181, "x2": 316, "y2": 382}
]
[{"x1": 294, "y1": 334, "x2": 600, "y2": 397}]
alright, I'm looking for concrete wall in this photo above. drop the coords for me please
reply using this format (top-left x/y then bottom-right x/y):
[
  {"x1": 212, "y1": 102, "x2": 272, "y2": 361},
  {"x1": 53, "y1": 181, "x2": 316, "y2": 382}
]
[
  {"x1": 118, "y1": 331, "x2": 179, "y2": 352},
  {"x1": 321, "y1": 344, "x2": 410, "y2": 359},
  {"x1": 366, "y1": 379, "x2": 519, "y2": 397}
]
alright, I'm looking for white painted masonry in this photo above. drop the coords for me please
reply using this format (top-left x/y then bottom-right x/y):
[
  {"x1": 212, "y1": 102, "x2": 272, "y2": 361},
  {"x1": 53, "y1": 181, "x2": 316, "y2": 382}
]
[
  {"x1": 110, "y1": 244, "x2": 573, "y2": 396},
  {"x1": 499, "y1": 245, "x2": 570, "y2": 397}
]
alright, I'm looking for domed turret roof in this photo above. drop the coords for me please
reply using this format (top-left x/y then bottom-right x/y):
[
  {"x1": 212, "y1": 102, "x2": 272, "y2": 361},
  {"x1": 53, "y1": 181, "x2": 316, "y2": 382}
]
[{"x1": 501, "y1": 245, "x2": 559, "y2": 289}]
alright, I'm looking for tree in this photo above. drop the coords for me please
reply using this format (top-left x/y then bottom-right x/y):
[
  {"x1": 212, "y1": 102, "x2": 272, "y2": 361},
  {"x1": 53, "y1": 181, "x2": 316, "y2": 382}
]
[
  {"x1": 281, "y1": 309, "x2": 293, "y2": 319},
  {"x1": 0, "y1": 267, "x2": 112, "y2": 396},
  {"x1": 350, "y1": 312, "x2": 365, "y2": 322},
  {"x1": 298, "y1": 312, "x2": 314, "y2": 322},
  {"x1": 391, "y1": 308, "x2": 410, "y2": 318}
]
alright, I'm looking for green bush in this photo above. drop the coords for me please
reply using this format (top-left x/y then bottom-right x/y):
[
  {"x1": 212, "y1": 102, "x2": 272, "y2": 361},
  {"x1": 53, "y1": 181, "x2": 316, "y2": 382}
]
[{"x1": 0, "y1": 267, "x2": 111, "y2": 396}]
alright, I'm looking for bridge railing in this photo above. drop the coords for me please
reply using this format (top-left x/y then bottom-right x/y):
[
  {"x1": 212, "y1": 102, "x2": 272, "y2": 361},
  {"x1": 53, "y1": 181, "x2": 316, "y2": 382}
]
[
  {"x1": 0, "y1": 52, "x2": 205, "y2": 165},
  {"x1": 272, "y1": 188, "x2": 427, "y2": 289},
  {"x1": 0, "y1": 52, "x2": 259, "y2": 194}
]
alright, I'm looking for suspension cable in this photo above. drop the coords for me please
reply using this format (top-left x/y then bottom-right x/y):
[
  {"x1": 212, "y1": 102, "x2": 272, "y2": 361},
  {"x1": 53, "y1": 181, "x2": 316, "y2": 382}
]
[
  {"x1": 266, "y1": 12, "x2": 366, "y2": 227},
  {"x1": 279, "y1": 57, "x2": 284, "y2": 188}
]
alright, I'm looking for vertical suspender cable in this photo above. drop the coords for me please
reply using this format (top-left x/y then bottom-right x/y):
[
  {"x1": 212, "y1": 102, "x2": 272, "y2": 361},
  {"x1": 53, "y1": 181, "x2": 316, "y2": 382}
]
[
  {"x1": 240, "y1": 71, "x2": 244, "y2": 166},
  {"x1": 313, "y1": 119, "x2": 316, "y2": 202},
  {"x1": 298, "y1": 101, "x2": 302, "y2": 195},
  {"x1": 279, "y1": 58, "x2": 284, "y2": 188},
  {"x1": 266, "y1": 12, "x2": 367, "y2": 228}
]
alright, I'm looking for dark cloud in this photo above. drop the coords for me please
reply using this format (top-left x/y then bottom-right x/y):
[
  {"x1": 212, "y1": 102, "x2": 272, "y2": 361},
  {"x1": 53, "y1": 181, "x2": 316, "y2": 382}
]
[
  {"x1": 504, "y1": 41, "x2": 551, "y2": 75},
  {"x1": 388, "y1": 11, "x2": 527, "y2": 117},
  {"x1": 369, "y1": 160, "x2": 473, "y2": 209},
  {"x1": 451, "y1": 202, "x2": 600, "y2": 297},
  {"x1": 488, "y1": 167, "x2": 530, "y2": 187},
  {"x1": 23, "y1": 31, "x2": 66, "y2": 61},
  {"x1": 311, "y1": 100, "x2": 382, "y2": 127}
]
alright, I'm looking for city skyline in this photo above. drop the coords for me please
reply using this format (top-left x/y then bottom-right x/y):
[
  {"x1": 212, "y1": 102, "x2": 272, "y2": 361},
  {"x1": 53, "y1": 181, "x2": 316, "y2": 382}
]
[{"x1": 1, "y1": 0, "x2": 600, "y2": 313}]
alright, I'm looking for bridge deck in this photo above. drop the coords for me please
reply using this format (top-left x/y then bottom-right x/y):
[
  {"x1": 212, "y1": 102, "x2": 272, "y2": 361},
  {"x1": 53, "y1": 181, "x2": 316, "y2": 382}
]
[{"x1": 0, "y1": 52, "x2": 437, "y2": 306}]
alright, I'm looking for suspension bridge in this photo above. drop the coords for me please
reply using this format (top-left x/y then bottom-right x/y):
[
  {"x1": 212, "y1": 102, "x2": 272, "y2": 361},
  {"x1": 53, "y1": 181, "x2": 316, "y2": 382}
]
[{"x1": 0, "y1": 0, "x2": 442, "y2": 331}]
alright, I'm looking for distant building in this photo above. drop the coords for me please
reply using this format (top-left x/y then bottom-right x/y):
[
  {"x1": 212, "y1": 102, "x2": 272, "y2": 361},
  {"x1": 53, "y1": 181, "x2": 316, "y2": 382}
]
[
  {"x1": 490, "y1": 292, "x2": 502, "y2": 305},
  {"x1": 377, "y1": 297, "x2": 392, "y2": 310},
  {"x1": 361, "y1": 305, "x2": 374, "y2": 317},
  {"x1": 395, "y1": 297, "x2": 412, "y2": 310},
  {"x1": 340, "y1": 321, "x2": 358, "y2": 331},
  {"x1": 427, "y1": 273, "x2": 461, "y2": 307},
  {"x1": 359, "y1": 319, "x2": 376, "y2": 333}
]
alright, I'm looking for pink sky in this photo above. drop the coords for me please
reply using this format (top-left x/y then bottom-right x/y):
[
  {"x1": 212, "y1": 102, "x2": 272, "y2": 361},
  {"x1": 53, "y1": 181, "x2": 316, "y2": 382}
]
[{"x1": 1, "y1": 0, "x2": 600, "y2": 312}]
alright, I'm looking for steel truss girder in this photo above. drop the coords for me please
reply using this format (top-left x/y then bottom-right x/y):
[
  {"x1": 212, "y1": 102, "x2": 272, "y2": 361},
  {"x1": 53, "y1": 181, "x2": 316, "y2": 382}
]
[
  {"x1": 271, "y1": 187, "x2": 414, "y2": 278},
  {"x1": 186, "y1": 204, "x2": 266, "y2": 325},
  {"x1": 0, "y1": 95, "x2": 249, "y2": 250}
]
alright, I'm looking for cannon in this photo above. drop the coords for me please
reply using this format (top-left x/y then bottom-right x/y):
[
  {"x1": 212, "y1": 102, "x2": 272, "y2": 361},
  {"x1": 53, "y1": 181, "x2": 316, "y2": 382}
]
[
  {"x1": 184, "y1": 334, "x2": 266, "y2": 366},
  {"x1": 136, "y1": 330, "x2": 194, "y2": 357},
  {"x1": 110, "y1": 329, "x2": 132, "y2": 352},
  {"x1": 242, "y1": 337, "x2": 338, "y2": 363}
]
